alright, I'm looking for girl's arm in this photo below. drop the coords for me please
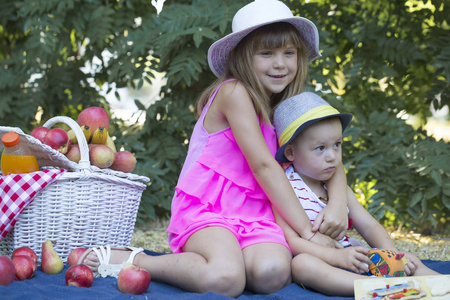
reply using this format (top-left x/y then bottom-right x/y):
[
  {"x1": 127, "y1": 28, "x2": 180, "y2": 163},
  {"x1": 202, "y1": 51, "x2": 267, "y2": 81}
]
[
  {"x1": 212, "y1": 81, "x2": 328, "y2": 242},
  {"x1": 312, "y1": 163, "x2": 349, "y2": 240}
]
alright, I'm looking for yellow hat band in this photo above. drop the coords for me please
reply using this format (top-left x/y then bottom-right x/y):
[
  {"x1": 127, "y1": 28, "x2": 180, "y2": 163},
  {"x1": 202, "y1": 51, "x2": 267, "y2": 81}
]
[{"x1": 278, "y1": 105, "x2": 341, "y2": 146}]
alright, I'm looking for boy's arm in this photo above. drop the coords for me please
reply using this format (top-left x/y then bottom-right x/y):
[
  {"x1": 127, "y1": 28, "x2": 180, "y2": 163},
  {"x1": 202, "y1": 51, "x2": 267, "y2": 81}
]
[
  {"x1": 273, "y1": 208, "x2": 370, "y2": 273},
  {"x1": 312, "y1": 162, "x2": 348, "y2": 240},
  {"x1": 350, "y1": 194, "x2": 430, "y2": 276},
  {"x1": 347, "y1": 186, "x2": 398, "y2": 251}
]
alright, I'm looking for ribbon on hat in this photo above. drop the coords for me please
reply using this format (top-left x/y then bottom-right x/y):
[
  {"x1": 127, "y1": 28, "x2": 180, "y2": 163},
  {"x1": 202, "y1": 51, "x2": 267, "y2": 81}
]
[
  {"x1": 0, "y1": 169, "x2": 66, "y2": 240},
  {"x1": 278, "y1": 105, "x2": 341, "y2": 146}
]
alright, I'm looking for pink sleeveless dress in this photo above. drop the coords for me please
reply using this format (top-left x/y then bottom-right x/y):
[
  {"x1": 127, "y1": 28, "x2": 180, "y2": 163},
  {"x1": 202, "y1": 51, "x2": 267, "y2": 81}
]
[{"x1": 167, "y1": 79, "x2": 289, "y2": 253}]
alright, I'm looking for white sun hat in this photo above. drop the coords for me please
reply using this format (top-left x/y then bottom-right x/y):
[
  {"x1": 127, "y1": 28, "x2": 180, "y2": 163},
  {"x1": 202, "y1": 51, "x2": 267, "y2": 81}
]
[{"x1": 207, "y1": 0, "x2": 321, "y2": 77}]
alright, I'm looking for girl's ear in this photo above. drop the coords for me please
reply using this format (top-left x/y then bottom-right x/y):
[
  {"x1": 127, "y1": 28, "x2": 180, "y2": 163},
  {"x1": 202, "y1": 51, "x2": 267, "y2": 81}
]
[{"x1": 284, "y1": 144, "x2": 295, "y2": 162}]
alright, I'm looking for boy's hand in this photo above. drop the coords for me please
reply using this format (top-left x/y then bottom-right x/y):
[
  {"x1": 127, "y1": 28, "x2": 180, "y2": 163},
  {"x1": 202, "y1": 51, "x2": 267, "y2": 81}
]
[
  {"x1": 402, "y1": 252, "x2": 419, "y2": 276},
  {"x1": 334, "y1": 246, "x2": 371, "y2": 274},
  {"x1": 309, "y1": 231, "x2": 344, "y2": 249},
  {"x1": 312, "y1": 205, "x2": 348, "y2": 240}
]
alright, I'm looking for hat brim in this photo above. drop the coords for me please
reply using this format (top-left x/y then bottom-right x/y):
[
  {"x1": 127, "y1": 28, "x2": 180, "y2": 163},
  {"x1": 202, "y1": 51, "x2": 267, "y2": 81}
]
[
  {"x1": 208, "y1": 17, "x2": 321, "y2": 77},
  {"x1": 275, "y1": 113, "x2": 353, "y2": 163}
]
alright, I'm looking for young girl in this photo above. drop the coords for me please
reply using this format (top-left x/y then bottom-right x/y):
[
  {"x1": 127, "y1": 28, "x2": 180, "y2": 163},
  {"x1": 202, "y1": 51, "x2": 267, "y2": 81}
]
[
  {"x1": 273, "y1": 92, "x2": 440, "y2": 296},
  {"x1": 79, "y1": 0, "x2": 349, "y2": 296}
]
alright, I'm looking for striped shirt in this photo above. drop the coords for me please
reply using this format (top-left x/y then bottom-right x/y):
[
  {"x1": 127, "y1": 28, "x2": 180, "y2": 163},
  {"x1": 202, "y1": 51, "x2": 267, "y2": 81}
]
[{"x1": 285, "y1": 165, "x2": 351, "y2": 247}]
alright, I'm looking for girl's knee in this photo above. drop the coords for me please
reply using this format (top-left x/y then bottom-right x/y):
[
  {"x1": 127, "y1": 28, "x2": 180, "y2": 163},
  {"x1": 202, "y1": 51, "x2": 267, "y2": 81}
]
[{"x1": 202, "y1": 266, "x2": 246, "y2": 297}]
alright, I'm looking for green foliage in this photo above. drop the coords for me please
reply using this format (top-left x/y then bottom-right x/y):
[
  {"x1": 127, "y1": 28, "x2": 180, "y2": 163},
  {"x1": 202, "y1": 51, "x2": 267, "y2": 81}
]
[
  {"x1": 343, "y1": 110, "x2": 450, "y2": 230},
  {"x1": 0, "y1": 0, "x2": 449, "y2": 230},
  {"x1": 0, "y1": 0, "x2": 157, "y2": 128}
]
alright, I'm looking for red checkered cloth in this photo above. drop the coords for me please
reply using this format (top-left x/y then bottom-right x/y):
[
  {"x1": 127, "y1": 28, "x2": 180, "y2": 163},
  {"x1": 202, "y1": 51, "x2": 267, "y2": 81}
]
[{"x1": 0, "y1": 169, "x2": 66, "y2": 240}]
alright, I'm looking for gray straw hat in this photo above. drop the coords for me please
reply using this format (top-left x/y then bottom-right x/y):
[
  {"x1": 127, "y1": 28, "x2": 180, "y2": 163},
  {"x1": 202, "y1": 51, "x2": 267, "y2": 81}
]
[
  {"x1": 207, "y1": 0, "x2": 321, "y2": 77},
  {"x1": 274, "y1": 92, "x2": 353, "y2": 163}
]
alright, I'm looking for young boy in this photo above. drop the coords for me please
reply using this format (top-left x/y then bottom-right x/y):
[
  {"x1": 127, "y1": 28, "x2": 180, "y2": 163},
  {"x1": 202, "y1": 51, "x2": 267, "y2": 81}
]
[{"x1": 272, "y1": 92, "x2": 440, "y2": 296}]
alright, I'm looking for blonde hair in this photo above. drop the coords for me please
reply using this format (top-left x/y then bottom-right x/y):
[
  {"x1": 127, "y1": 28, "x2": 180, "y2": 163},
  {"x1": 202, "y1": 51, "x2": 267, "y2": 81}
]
[{"x1": 196, "y1": 22, "x2": 310, "y2": 124}]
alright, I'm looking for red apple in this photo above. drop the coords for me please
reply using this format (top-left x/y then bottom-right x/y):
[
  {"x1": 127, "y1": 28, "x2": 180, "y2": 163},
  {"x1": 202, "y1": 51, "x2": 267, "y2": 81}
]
[
  {"x1": 0, "y1": 256, "x2": 15, "y2": 286},
  {"x1": 44, "y1": 128, "x2": 71, "y2": 154},
  {"x1": 12, "y1": 255, "x2": 37, "y2": 281},
  {"x1": 110, "y1": 151, "x2": 137, "y2": 173},
  {"x1": 65, "y1": 264, "x2": 94, "y2": 287},
  {"x1": 30, "y1": 127, "x2": 50, "y2": 144},
  {"x1": 117, "y1": 264, "x2": 150, "y2": 295},
  {"x1": 67, "y1": 248, "x2": 87, "y2": 266},
  {"x1": 77, "y1": 107, "x2": 110, "y2": 136},
  {"x1": 11, "y1": 246, "x2": 38, "y2": 263}
]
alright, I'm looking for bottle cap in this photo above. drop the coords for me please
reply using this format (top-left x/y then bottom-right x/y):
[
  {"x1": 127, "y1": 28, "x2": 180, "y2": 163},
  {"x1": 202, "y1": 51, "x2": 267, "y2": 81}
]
[{"x1": 2, "y1": 132, "x2": 20, "y2": 148}]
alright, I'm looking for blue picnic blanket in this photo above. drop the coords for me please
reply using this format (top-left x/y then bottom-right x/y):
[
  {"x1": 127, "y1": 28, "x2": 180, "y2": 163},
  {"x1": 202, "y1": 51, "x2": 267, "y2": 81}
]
[{"x1": 1, "y1": 251, "x2": 449, "y2": 299}]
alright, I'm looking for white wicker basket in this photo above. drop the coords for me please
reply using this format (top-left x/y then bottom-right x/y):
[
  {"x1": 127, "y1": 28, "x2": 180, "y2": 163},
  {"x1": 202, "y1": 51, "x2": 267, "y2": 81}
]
[{"x1": 0, "y1": 116, "x2": 150, "y2": 262}]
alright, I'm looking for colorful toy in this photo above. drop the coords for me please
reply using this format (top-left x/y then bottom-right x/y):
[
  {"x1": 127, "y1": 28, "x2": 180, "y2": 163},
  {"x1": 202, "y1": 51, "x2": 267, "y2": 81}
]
[
  {"x1": 355, "y1": 275, "x2": 450, "y2": 300},
  {"x1": 362, "y1": 282, "x2": 426, "y2": 300},
  {"x1": 368, "y1": 249, "x2": 408, "y2": 277}
]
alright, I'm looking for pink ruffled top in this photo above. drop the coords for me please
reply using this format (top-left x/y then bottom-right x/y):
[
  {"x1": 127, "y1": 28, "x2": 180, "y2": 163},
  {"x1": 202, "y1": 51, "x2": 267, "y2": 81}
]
[{"x1": 167, "y1": 79, "x2": 282, "y2": 253}]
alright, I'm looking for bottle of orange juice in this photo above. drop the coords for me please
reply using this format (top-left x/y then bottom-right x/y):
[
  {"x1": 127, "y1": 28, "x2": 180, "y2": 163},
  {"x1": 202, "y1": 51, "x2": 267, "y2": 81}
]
[{"x1": 1, "y1": 132, "x2": 39, "y2": 176}]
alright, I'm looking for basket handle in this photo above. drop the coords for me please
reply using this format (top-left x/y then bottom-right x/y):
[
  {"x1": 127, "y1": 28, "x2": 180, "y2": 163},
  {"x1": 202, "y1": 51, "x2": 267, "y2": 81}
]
[{"x1": 42, "y1": 116, "x2": 90, "y2": 170}]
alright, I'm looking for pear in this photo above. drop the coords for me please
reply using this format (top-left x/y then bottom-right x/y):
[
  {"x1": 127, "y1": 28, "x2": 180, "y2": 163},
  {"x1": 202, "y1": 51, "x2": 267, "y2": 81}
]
[
  {"x1": 41, "y1": 240, "x2": 64, "y2": 275},
  {"x1": 89, "y1": 144, "x2": 115, "y2": 168}
]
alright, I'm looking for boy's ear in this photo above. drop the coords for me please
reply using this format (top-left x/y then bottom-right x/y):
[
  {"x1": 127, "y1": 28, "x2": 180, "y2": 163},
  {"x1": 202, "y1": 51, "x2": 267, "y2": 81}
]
[{"x1": 284, "y1": 144, "x2": 295, "y2": 162}]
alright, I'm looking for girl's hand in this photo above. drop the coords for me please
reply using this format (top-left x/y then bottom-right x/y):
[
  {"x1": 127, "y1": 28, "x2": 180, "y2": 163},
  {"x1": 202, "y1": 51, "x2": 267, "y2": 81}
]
[
  {"x1": 312, "y1": 204, "x2": 348, "y2": 240},
  {"x1": 334, "y1": 246, "x2": 371, "y2": 274},
  {"x1": 309, "y1": 231, "x2": 344, "y2": 249}
]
